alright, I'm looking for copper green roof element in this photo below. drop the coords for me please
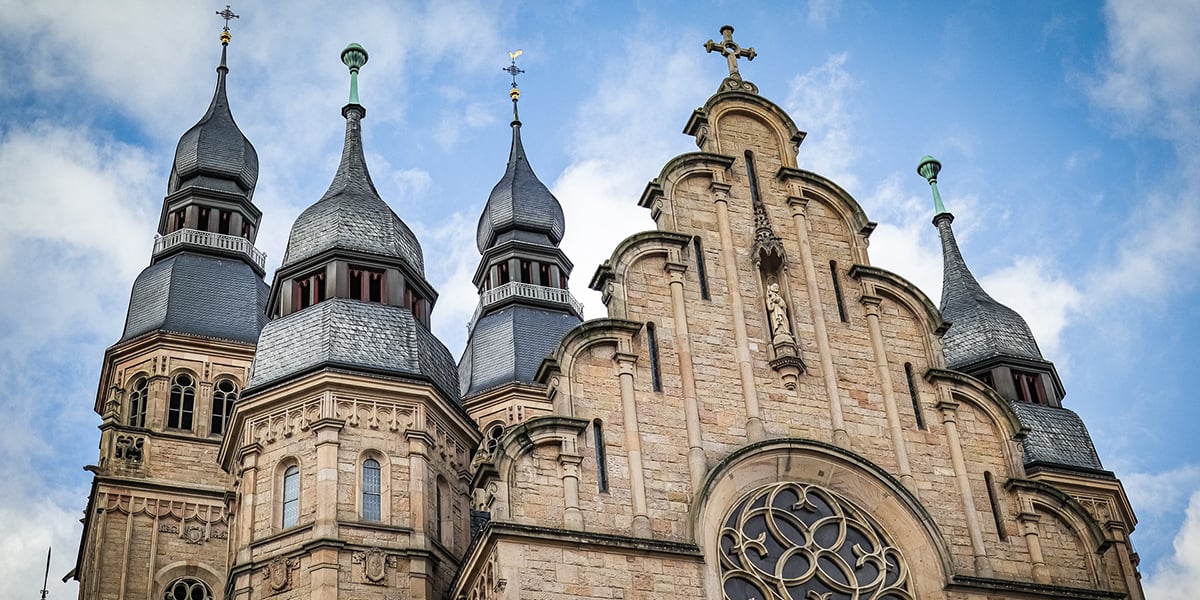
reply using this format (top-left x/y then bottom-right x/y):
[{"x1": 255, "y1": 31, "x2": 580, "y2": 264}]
[
  {"x1": 918, "y1": 155, "x2": 947, "y2": 216},
  {"x1": 342, "y1": 43, "x2": 368, "y2": 106}
]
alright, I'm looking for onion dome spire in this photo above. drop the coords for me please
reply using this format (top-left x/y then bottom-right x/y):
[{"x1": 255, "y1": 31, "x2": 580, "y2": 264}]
[
  {"x1": 280, "y1": 43, "x2": 424, "y2": 276},
  {"x1": 459, "y1": 54, "x2": 582, "y2": 399},
  {"x1": 167, "y1": 16, "x2": 258, "y2": 199},
  {"x1": 919, "y1": 156, "x2": 1044, "y2": 370},
  {"x1": 251, "y1": 44, "x2": 457, "y2": 402}
]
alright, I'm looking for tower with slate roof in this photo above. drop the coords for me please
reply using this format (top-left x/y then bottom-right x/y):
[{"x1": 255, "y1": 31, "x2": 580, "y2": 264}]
[
  {"x1": 216, "y1": 44, "x2": 476, "y2": 600},
  {"x1": 73, "y1": 22, "x2": 267, "y2": 600},
  {"x1": 458, "y1": 63, "x2": 584, "y2": 449}
]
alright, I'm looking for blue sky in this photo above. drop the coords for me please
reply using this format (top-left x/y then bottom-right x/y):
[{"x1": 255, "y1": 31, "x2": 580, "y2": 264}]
[{"x1": 1, "y1": 1, "x2": 1197, "y2": 596}]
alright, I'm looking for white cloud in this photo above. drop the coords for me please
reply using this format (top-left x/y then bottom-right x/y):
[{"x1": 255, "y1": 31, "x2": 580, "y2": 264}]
[
  {"x1": 554, "y1": 25, "x2": 707, "y2": 312},
  {"x1": 421, "y1": 211, "x2": 482, "y2": 356},
  {"x1": 785, "y1": 53, "x2": 860, "y2": 191},
  {"x1": 982, "y1": 257, "x2": 1082, "y2": 360},
  {"x1": 805, "y1": 0, "x2": 842, "y2": 27},
  {"x1": 1143, "y1": 488, "x2": 1200, "y2": 600}
]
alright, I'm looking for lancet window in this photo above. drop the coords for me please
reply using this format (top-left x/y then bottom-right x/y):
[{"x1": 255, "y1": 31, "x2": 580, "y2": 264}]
[
  {"x1": 167, "y1": 373, "x2": 195, "y2": 431},
  {"x1": 127, "y1": 376, "x2": 148, "y2": 428},
  {"x1": 282, "y1": 464, "x2": 300, "y2": 528},
  {"x1": 210, "y1": 379, "x2": 238, "y2": 436},
  {"x1": 362, "y1": 458, "x2": 382, "y2": 522},
  {"x1": 349, "y1": 266, "x2": 385, "y2": 303},
  {"x1": 295, "y1": 270, "x2": 327, "y2": 310}
]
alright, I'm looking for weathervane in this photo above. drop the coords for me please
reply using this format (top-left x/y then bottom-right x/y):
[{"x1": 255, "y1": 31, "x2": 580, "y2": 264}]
[
  {"x1": 504, "y1": 49, "x2": 525, "y2": 122},
  {"x1": 216, "y1": 5, "x2": 238, "y2": 44}
]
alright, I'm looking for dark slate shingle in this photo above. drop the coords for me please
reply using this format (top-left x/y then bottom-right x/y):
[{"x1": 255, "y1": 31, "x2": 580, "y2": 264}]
[
  {"x1": 1011, "y1": 402, "x2": 1106, "y2": 472},
  {"x1": 459, "y1": 304, "x2": 581, "y2": 396},
  {"x1": 121, "y1": 252, "x2": 268, "y2": 344}
]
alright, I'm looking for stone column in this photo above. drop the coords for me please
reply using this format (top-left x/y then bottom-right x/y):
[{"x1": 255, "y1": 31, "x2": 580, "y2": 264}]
[
  {"x1": 235, "y1": 445, "x2": 260, "y2": 564},
  {"x1": 666, "y1": 261, "x2": 707, "y2": 492},
  {"x1": 1018, "y1": 508, "x2": 1050, "y2": 584},
  {"x1": 786, "y1": 195, "x2": 849, "y2": 448},
  {"x1": 406, "y1": 427, "x2": 434, "y2": 600},
  {"x1": 1107, "y1": 524, "x2": 1145, "y2": 600},
  {"x1": 560, "y1": 447, "x2": 584, "y2": 530},
  {"x1": 936, "y1": 395, "x2": 992, "y2": 577},
  {"x1": 862, "y1": 296, "x2": 915, "y2": 491},
  {"x1": 711, "y1": 181, "x2": 765, "y2": 441},
  {"x1": 615, "y1": 352, "x2": 651, "y2": 536}
]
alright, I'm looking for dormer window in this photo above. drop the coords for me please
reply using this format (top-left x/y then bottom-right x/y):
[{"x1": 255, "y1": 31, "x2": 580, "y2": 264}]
[
  {"x1": 295, "y1": 271, "x2": 326, "y2": 310},
  {"x1": 349, "y1": 267, "x2": 385, "y2": 303},
  {"x1": 1012, "y1": 370, "x2": 1047, "y2": 405}
]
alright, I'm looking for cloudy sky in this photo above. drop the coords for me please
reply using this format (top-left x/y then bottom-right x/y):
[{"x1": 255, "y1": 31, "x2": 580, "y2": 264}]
[{"x1": 1, "y1": 0, "x2": 1197, "y2": 597}]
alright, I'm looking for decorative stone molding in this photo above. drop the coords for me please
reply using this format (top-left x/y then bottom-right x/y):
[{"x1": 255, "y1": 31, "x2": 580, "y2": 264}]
[{"x1": 114, "y1": 434, "x2": 144, "y2": 464}]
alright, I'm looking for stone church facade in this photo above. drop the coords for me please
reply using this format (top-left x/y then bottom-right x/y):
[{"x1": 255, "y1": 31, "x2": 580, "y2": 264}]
[{"x1": 73, "y1": 24, "x2": 1145, "y2": 600}]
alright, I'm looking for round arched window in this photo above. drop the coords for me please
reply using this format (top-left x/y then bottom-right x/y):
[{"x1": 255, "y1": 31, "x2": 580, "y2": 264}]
[
  {"x1": 718, "y1": 481, "x2": 912, "y2": 600},
  {"x1": 163, "y1": 577, "x2": 213, "y2": 600}
]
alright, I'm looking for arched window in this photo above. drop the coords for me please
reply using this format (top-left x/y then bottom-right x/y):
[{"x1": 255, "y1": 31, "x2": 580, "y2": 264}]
[
  {"x1": 210, "y1": 379, "x2": 238, "y2": 436},
  {"x1": 904, "y1": 363, "x2": 926, "y2": 430},
  {"x1": 362, "y1": 458, "x2": 382, "y2": 522},
  {"x1": 485, "y1": 423, "x2": 505, "y2": 457},
  {"x1": 163, "y1": 577, "x2": 213, "y2": 600},
  {"x1": 435, "y1": 475, "x2": 448, "y2": 544},
  {"x1": 167, "y1": 373, "x2": 195, "y2": 431},
  {"x1": 127, "y1": 376, "x2": 148, "y2": 428},
  {"x1": 282, "y1": 464, "x2": 300, "y2": 528},
  {"x1": 830, "y1": 260, "x2": 848, "y2": 323}
]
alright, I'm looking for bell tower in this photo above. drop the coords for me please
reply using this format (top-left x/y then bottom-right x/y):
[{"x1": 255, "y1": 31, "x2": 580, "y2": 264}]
[{"x1": 73, "y1": 12, "x2": 267, "y2": 599}]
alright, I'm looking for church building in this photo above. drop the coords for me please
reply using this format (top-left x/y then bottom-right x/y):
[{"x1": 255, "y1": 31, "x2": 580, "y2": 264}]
[{"x1": 72, "y1": 19, "x2": 1145, "y2": 600}]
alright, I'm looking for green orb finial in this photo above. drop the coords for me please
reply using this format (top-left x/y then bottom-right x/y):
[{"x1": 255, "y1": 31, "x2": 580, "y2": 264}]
[
  {"x1": 917, "y1": 155, "x2": 948, "y2": 216},
  {"x1": 341, "y1": 43, "x2": 368, "y2": 105}
]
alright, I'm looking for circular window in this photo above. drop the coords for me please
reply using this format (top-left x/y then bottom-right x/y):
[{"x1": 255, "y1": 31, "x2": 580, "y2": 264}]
[
  {"x1": 163, "y1": 578, "x2": 213, "y2": 600},
  {"x1": 719, "y1": 481, "x2": 912, "y2": 599}
]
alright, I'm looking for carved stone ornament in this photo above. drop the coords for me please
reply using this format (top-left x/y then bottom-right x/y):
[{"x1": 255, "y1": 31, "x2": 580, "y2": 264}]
[
  {"x1": 352, "y1": 547, "x2": 398, "y2": 585},
  {"x1": 719, "y1": 481, "x2": 912, "y2": 600},
  {"x1": 263, "y1": 557, "x2": 299, "y2": 593},
  {"x1": 114, "y1": 434, "x2": 144, "y2": 463}
]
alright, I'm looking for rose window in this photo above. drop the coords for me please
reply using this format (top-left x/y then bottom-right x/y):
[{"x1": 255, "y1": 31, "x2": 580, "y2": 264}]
[{"x1": 719, "y1": 482, "x2": 912, "y2": 600}]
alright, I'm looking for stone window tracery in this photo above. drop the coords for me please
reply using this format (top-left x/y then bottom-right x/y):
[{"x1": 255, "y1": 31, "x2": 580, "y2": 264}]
[
  {"x1": 210, "y1": 379, "x2": 237, "y2": 436},
  {"x1": 163, "y1": 577, "x2": 213, "y2": 600},
  {"x1": 167, "y1": 373, "x2": 195, "y2": 431},
  {"x1": 128, "y1": 376, "x2": 148, "y2": 428},
  {"x1": 719, "y1": 481, "x2": 912, "y2": 600}
]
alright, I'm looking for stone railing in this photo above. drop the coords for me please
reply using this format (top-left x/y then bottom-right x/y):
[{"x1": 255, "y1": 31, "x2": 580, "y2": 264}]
[
  {"x1": 153, "y1": 228, "x2": 266, "y2": 270},
  {"x1": 468, "y1": 281, "x2": 584, "y2": 332}
]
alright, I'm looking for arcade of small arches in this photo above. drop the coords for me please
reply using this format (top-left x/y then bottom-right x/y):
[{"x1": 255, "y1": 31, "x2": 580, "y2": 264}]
[{"x1": 121, "y1": 371, "x2": 241, "y2": 438}]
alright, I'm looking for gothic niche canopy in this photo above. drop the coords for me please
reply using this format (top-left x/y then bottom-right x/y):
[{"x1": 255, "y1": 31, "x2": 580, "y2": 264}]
[{"x1": 719, "y1": 482, "x2": 912, "y2": 600}]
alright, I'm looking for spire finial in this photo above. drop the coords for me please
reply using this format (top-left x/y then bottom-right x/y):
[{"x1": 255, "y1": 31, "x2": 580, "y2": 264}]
[
  {"x1": 705, "y1": 25, "x2": 756, "y2": 79},
  {"x1": 216, "y1": 5, "x2": 238, "y2": 45},
  {"x1": 504, "y1": 49, "x2": 525, "y2": 123},
  {"x1": 918, "y1": 155, "x2": 949, "y2": 217},
  {"x1": 342, "y1": 43, "x2": 369, "y2": 107}
]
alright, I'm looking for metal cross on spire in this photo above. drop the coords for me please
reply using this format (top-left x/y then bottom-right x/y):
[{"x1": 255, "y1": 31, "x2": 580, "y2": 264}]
[
  {"x1": 705, "y1": 25, "x2": 756, "y2": 79},
  {"x1": 217, "y1": 5, "x2": 239, "y2": 43}
]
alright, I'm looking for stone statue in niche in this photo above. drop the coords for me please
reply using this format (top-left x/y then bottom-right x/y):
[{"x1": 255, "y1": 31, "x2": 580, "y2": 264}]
[{"x1": 766, "y1": 282, "x2": 795, "y2": 346}]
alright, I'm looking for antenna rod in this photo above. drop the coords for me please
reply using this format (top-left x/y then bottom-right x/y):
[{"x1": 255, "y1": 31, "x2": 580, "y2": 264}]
[{"x1": 39, "y1": 546, "x2": 50, "y2": 599}]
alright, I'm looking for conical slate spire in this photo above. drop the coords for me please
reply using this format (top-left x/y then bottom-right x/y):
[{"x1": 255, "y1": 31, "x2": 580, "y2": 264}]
[
  {"x1": 167, "y1": 37, "x2": 258, "y2": 198},
  {"x1": 920, "y1": 157, "x2": 1043, "y2": 369},
  {"x1": 281, "y1": 45, "x2": 424, "y2": 275}
]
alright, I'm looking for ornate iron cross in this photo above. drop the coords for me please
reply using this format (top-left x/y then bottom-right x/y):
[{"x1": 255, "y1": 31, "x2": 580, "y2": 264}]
[
  {"x1": 705, "y1": 25, "x2": 756, "y2": 78},
  {"x1": 216, "y1": 5, "x2": 239, "y2": 32}
]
